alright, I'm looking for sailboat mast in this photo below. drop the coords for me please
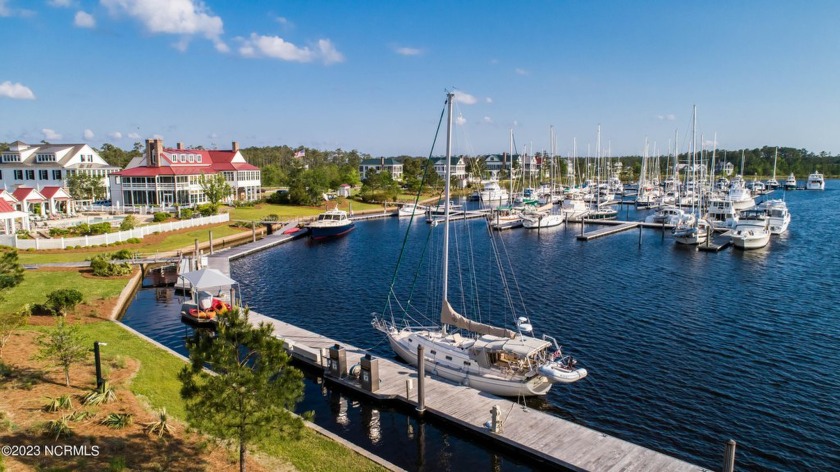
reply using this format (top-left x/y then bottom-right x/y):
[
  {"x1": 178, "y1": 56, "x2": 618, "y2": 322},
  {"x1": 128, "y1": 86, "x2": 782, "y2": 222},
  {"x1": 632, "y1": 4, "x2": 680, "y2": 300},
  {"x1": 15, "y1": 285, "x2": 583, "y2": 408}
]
[{"x1": 442, "y1": 92, "x2": 454, "y2": 305}]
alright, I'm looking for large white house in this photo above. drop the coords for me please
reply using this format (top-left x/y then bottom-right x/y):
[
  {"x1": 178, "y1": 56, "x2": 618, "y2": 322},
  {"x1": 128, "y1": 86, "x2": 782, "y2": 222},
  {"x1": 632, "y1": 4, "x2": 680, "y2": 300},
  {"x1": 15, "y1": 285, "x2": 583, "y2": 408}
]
[
  {"x1": 109, "y1": 139, "x2": 261, "y2": 208},
  {"x1": 359, "y1": 157, "x2": 403, "y2": 181},
  {"x1": 0, "y1": 141, "x2": 119, "y2": 197}
]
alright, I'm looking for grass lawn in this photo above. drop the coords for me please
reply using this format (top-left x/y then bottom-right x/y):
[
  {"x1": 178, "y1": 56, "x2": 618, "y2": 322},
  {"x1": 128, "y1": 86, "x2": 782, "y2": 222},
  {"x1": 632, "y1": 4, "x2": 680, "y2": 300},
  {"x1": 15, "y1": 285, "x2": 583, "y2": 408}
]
[
  {"x1": 63, "y1": 321, "x2": 384, "y2": 471},
  {"x1": 15, "y1": 224, "x2": 247, "y2": 265},
  {"x1": 0, "y1": 269, "x2": 128, "y2": 315}
]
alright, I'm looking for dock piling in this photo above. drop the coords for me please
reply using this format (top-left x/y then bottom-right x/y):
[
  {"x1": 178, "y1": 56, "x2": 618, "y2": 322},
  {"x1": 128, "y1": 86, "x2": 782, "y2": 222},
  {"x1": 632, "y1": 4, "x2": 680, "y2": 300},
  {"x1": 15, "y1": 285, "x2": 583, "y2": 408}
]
[
  {"x1": 208, "y1": 230, "x2": 214, "y2": 255},
  {"x1": 490, "y1": 404, "x2": 503, "y2": 433},
  {"x1": 416, "y1": 344, "x2": 426, "y2": 415},
  {"x1": 723, "y1": 439, "x2": 737, "y2": 472}
]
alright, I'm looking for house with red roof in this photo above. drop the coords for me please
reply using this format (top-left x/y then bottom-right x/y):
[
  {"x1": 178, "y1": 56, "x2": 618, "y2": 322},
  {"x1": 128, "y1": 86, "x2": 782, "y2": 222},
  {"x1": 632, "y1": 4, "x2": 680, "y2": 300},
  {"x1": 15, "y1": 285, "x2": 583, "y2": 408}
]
[
  {"x1": 11, "y1": 186, "x2": 47, "y2": 216},
  {"x1": 0, "y1": 141, "x2": 119, "y2": 199},
  {"x1": 108, "y1": 139, "x2": 261, "y2": 208},
  {"x1": 40, "y1": 186, "x2": 73, "y2": 215}
]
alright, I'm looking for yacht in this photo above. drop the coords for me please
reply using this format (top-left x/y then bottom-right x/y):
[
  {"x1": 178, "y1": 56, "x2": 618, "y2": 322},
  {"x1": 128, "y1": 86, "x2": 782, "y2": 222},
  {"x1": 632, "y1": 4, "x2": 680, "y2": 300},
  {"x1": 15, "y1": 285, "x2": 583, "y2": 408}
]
[
  {"x1": 673, "y1": 216, "x2": 711, "y2": 245},
  {"x1": 757, "y1": 199, "x2": 791, "y2": 235},
  {"x1": 644, "y1": 205, "x2": 690, "y2": 226},
  {"x1": 729, "y1": 209, "x2": 770, "y2": 250},
  {"x1": 479, "y1": 179, "x2": 509, "y2": 204},
  {"x1": 706, "y1": 198, "x2": 739, "y2": 230},
  {"x1": 784, "y1": 174, "x2": 797, "y2": 191},
  {"x1": 806, "y1": 171, "x2": 825, "y2": 190},
  {"x1": 727, "y1": 175, "x2": 756, "y2": 211},
  {"x1": 307, "y1": 208, "x2": 355, "y2": 239},
  {"x1": 398, "y1": 203, "x2": 427, "y2": 217},
  {"x1": 561, "y1": 196, "x2": 590, "y2": 222}
]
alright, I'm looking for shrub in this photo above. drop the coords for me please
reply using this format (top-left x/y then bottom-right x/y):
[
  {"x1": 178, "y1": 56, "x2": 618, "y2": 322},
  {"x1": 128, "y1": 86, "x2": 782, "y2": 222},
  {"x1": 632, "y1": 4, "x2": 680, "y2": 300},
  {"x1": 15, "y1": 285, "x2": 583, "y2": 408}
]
[
  {"x1": 265, "y1": 214, "x2": 279, "y2": 222},
  {"x1": 100, "y1": 413, "x2": 132, "y2": 429},
  {"x1": 90, "y1": 255, "x2": 131, "y2": 277},
  {"x1": 119, "y1": 215, "x2": 137, "y2": 231},
  {"x1": 43, "y1": 395, "x2": 73, "y2": 412},
  {"x1": 126, "y1": 237, "x2": 141, "y2": 244},
  {"x1": 110, "y1": 249, "x2": 133, "y2": 260},
  {"x1": 179, "y1": 208, "x2": 194, "y2": 219},
  {"x1": 153, "y1": 212, "x2": 169, "y2": 222},
  {"x1": 45, "y1": 289, "x2": 84, "y2": 316},
  {"x1": 44, "y1": 415, "x2": 73, "y2": 440},
  {"x1": 49, "y1": 227, "x2": 71, "y2": 237},
  {"x1": 196, "y1": 203, "x2": 216, "y2": 216},
  {"x1": 82, "y1": 381, "x2": 117, "y2": 406},
  {"x1": 267, "y1": 190, "x2": 288, "y2": 204},
  {"x1": 68, "y1": 410, "x2": 94, "y2": 422},
  {"x1": 144, "y1": 408, "x2": 174, "y2": 438}
]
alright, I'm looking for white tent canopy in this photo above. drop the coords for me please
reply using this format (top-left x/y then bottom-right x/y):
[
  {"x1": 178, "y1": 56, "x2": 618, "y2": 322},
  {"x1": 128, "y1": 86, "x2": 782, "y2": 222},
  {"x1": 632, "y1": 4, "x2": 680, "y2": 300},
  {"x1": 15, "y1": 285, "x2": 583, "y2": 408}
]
[{"x1": 179, "y1": 268, "x2": 237, "y2": 290}]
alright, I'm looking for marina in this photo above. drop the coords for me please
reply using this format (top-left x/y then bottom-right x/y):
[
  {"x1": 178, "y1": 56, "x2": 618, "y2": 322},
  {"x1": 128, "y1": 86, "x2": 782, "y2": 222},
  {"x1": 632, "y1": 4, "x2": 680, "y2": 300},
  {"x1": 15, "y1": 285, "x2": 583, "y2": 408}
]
[{"x1": 120, "y1": 181, "x2": 839, "y2": 472}]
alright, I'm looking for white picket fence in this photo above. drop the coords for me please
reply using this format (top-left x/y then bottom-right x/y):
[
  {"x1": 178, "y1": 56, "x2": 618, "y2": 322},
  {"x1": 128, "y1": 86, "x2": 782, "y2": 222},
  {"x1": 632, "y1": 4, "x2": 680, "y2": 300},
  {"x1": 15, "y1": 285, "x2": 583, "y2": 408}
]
[{"x1": 0, "y1": 214, "x2": 230, "y2": 250}]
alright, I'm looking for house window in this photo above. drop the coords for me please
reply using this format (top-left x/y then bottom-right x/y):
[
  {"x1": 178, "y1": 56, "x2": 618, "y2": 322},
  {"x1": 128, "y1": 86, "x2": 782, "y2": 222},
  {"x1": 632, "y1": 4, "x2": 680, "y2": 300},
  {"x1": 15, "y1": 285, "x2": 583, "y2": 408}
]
[
  {"x1": 196, "y1": 155, "x2": 202, "y2": 163},
  {"x1": 25, "y1": 170, "x2": 35, "y2": 180},
  {"x1": 188, "y1": 154, "x2": 194, "y2": 163},
  {"x1": 39, "y1": 170, "x2": 48, "y2": 180},
  {"x1": 52, "y1": 170, "x2": 62, "y2": 180},
  {"x1": 14, "y1": 170, "x2": 22, "y2": 180},
  {"x1": 181, "y1": 154, "x2": 187, "y2": 162}
]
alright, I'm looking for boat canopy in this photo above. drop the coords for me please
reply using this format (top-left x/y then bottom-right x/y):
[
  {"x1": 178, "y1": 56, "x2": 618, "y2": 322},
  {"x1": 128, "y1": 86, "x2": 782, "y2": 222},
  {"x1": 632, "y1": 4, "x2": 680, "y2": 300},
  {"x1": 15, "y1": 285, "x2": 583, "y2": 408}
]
[
  {"x1": 441, "y1": 300, "x2": 516, "y2": 339},
  {"x1": 473, "y1": 334, "x2": 552, "y2": 357},
  {"x1": 180, "y1": 268, "x2": 237, "y2": 290}
]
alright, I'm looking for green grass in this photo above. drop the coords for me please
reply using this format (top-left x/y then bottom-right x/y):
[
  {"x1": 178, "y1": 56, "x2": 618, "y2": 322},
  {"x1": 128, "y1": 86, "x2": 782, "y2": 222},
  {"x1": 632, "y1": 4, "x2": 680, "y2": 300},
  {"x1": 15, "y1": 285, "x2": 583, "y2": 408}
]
[
  {"x1": 15, "y1": 224, "x2": 247, "y2": 265},
  {"x1": 53, "y1": 321, "x2": 383, "y2": 471},
  {"x1": 0, "y1": 270, "x2": 127, "y2": 315}
]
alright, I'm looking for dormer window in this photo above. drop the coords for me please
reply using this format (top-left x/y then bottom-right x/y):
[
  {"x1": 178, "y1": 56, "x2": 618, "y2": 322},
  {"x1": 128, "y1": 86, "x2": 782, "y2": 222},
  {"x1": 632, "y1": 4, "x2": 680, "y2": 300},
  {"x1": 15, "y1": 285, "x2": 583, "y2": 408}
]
[
  {"x1": 188, "y1": 154, "x2": 194, "y2": 163},
  {"x1": 196, "y1": 154, "x2": 202, "y2": 163}
]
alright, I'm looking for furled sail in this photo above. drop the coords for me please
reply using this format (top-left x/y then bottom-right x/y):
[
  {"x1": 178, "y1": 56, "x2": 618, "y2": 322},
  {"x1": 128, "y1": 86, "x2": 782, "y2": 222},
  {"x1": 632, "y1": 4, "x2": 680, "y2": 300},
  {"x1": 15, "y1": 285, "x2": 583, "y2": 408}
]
[{"x1": 440, "y1": 300, "x2": 516, "y2": 339}]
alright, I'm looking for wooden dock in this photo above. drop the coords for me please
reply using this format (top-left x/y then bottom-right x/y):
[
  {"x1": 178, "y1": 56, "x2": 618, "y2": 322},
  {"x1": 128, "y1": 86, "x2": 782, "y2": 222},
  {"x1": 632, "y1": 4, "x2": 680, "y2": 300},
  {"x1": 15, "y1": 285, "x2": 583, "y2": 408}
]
[
  {"x1": 698, "y1": 234, "x2": 733, "y2": 252},
  {"x1": 246, "y1": 311, "x2": 703, "y2": 472},
  {"x1": 577, "y1": 221, "x2": 640, "y2": 241}
]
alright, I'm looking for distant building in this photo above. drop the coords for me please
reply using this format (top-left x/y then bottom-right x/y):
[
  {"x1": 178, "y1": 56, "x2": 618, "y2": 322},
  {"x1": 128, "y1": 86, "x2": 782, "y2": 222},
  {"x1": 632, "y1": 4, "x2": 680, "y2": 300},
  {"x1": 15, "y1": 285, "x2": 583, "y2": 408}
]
[
  {"x1": 108, "y1": 139, "x2": 261, "y2": 208},
  {"x1": 359, "y1": 157, "x2": 403, "y2": 181},
  {"x1": 431, "y1": 156, "x2": 468, "y2": 187},
  {"x1": 337, "y1": 184, "x2": 352, "y2": 198},
  {"x1": 0, "y1": 140, "x2": 119, "y2": 198}
]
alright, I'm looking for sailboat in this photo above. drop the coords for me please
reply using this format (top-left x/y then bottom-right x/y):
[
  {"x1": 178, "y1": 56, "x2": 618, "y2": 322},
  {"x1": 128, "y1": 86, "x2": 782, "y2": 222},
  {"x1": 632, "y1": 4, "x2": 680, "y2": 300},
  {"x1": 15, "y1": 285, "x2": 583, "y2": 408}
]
[
  {"x1": 672, "y1": 106, "x2": 711, "y2": 245},
  {"x1": 765, "y1": 147, "x2": 780, "y2": 189},
  {"x1": 372, "y1": 93, "x2": 586, "y2": 397}
]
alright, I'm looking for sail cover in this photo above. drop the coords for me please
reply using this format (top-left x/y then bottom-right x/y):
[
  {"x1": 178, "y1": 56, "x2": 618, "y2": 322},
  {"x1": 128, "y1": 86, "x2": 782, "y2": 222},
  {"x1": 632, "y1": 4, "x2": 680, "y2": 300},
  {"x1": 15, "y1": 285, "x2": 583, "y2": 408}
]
[{"x1": 441, "y1": 300, "x2": 516, "y2": 339}]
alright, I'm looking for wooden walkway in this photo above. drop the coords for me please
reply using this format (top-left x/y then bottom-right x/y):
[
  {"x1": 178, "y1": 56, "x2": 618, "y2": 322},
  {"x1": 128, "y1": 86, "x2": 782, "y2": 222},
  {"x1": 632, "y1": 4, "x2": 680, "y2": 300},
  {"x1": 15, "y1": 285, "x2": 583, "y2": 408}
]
[
  {"x1": 698, "y1": 234, "x2": 733, "y2": 252},
  {"x1": 577, "y1": 222, "x2": 641, "y2": 241},
  {"x1": 246, "y1": 311, "x2": 704, "y2": 472}
]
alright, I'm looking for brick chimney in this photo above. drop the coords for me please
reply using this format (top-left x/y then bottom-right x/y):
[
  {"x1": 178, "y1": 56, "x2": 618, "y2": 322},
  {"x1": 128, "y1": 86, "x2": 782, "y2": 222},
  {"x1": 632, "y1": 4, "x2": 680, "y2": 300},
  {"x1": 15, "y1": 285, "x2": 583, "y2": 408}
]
[
  {"x1": 146, "y1": 138, "x2": 163, "y2": 168},
  {"x1": 177, "y1": 142, "x2": 184, "y2": 150},
  {"x1": 232, "y1": 141, "x2": 239, "y2": 153}
]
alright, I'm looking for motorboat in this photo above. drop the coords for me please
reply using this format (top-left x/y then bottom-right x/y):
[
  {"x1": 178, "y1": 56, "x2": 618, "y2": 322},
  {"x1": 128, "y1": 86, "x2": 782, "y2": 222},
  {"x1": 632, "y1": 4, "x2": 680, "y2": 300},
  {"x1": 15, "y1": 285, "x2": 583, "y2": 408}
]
[
  {"x1": 307, "y1": 208, "x2": 355, "y2": 239},
  {"x1": 706, "y1": 197, "x2": 739, "y2": 230},
  {"x1": 522, "y1": 209, "x2": 564, "y2": 229},
  {"x1": 561, "y1": 197, "x2": 590, "y2": 222},
  {"x1": 727, "y1": 175, "x2": 756, "y2": 211},
  {"x1": 489, "y1": 204, "x2": 523, "y2": 230},
  {"x1": 729, "y1": 209, "x2": 771, "y2": 249},
  {"x1": 806, "y1": 171, "x2": 825, "y2": 190},
  {"x1": 757, "y1": 199, "x2": 791, "y2": 235},
  {"x1": 177, "y1": 268, "x2": 239, "y2": 328},
  {"x1": 398, "y1": 203, "x2": 427, "y2": 217},
  {"x1": 644, "y1": 205, "x2": 690, "y2": 226},
  {"x1": 784, "y1": 174, "x2": 797, "y2": 190},
  {"x1": 479, "y1": 179, "x2": 509, "y2": 204},
  {"x1": 373, "y1": 93, "x2": 586, "y2": 397},
  {"x1": 672, "y1": 216, "x2": 711, "y2": 245}
]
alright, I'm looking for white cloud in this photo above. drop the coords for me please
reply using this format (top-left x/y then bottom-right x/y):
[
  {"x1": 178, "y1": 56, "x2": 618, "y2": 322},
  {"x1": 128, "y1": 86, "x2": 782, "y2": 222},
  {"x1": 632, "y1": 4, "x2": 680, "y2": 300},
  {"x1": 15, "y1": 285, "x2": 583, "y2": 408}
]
[
  {"x1": 456, "y1": 114, "x2": 467, "y2": 126},
  {"x1": 0, "y1": 1, "x2": 34, "y2": 17},
  {"x1": 395, "y1": 46, "x2": 422, "y2": 56},
  {"x1": 83, "y1": 129, "x2": 95, "y2": 140},
  {"x1": 0, "y1": 81, "x2": 35, "y2": 100},
  {"x1": 238, "y1": 33, "x2": 344, "y2": 65},
  {"x1": 74, "y1": 10, "x2": 95, "y2": 28},
  {"x1": 482, "y1": 116, "x2": 493, "y2": 124},
  {"x1": 485, "y1": 97, "x2": 493, "y2": 104},
  {"x1": 657, "y1": 114, "x2": 676, "y2": 121},
  {"x1": 515, "y1": 68, "x2": 528, "y2": 76},
  {"x1": 48, "y1": 0, "x2": 73, "y2": 7},
  {"x1": 128, "y1": 132, "x2": 141, "y2": 139},
  {"x1": 108, "y1": 131, "x2": 123, "y2": 140},
  {"x1": 42, "y1": 128, "x2": 62, "y2": 141},
  {"x1": 452, "y1": 91, "x2": 477, "y2": 105},
  {"x1": 102, "y1": 0, "x2": 225, "y2": 51}
]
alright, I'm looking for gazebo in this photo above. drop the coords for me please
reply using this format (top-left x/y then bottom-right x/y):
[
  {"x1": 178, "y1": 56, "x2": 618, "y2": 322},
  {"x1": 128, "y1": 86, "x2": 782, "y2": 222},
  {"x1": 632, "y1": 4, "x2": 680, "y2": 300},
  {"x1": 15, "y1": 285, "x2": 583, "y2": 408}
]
[
  {"x1": 0, "y1": 199, "x2": 30, "y2": 234},
  {"x1": 11, "y1": 186, "x2": 47, "y2": 217},
  {"x1": 40, "y1": 186, "x2": 74, "y2": 216}
]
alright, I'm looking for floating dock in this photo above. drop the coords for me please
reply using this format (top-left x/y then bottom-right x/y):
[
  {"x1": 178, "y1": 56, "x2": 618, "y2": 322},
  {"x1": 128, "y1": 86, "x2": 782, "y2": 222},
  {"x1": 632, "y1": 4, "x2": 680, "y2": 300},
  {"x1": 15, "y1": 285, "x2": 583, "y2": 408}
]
[
  {"x1": 698, "y1": 234, "x2": 733, "y2": 252},
  {"x1": 201, "y1": 231, "x2": 705, "y2": 471},
  {"x1": 577, "y1": 221, "x2": 640, "y2": 241}
]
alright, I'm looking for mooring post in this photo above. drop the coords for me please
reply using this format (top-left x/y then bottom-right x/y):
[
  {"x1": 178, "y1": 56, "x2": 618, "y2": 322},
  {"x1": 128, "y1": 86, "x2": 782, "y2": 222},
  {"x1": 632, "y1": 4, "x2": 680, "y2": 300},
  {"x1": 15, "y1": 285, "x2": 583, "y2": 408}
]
[
  {"x1": 490, "y1": 404, "x2": 503, "y2": 433},
  {"x1": 193, "y1": 239, "x2": 199, "y2": 270},
  {"x1": 723, "y1": 439, "x2": 737, "y2": 472},
  {"x1": 251, "y1": 221, "x2": 256, "y2": 242},
  {"x1": 638, "y1": 224, "x2": 642, "y2": 247},
  {"x1": 208, "y1": 230, "x2": 214, "y2": 255},
  {"x1": 662, "y1": 221, "x2": 666, "y2": 240},
  {"x1": 405, "y1": 378, "x2": 413, "y2": 399},
  {"x1": 416, "y1": 344, "x2": 426, "y2": 415}
]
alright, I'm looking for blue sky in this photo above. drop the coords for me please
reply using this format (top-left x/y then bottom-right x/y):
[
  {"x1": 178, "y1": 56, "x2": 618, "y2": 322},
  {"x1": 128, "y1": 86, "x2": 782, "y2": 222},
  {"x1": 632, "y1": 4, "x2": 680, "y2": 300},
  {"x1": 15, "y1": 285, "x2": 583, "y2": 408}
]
[{"x1": 1, "y1": 1, "x2": 838, "y2": 157}]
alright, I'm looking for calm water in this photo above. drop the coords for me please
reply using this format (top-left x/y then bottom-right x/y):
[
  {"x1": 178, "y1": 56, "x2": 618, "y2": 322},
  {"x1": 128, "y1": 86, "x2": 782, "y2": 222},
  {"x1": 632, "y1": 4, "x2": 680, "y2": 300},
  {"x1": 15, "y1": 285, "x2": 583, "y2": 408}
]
[{"x1": 124, "y1": 182, "x2": 840, "y2": 471}]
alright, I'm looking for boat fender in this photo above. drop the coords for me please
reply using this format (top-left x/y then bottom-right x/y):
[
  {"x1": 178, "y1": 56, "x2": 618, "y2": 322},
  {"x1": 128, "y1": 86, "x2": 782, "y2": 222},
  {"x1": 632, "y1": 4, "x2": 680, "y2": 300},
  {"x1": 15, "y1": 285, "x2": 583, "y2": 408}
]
[{"x1": 349, "y1": 364, "x2": 361, "y2": 378}]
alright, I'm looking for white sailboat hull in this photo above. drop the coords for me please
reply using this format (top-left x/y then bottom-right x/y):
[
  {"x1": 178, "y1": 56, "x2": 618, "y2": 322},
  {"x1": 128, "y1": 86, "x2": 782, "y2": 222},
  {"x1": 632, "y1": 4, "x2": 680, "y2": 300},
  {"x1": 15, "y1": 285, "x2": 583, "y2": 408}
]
[
  {"x1": 522, "y1": 213, "x2": 564, "y2": 229},
  {"x1": 385, "y1": 329, "x2": 555, "y2": 397}
]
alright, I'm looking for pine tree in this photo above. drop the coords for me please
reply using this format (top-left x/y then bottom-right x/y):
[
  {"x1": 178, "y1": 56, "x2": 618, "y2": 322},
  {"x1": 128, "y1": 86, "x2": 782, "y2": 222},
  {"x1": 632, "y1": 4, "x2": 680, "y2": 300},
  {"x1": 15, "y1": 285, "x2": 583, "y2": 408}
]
[
  {"x1": 179, "y1": 308, "x2": 304, "y2": 472},
  {"x1": 35, "y1": 318, "x2": 89, "y2": 387}
]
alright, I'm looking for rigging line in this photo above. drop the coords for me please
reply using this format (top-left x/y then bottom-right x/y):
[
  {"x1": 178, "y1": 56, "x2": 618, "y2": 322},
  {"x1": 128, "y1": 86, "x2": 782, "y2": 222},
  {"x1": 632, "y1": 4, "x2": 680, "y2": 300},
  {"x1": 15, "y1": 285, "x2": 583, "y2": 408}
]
[
  {"x1": 381, "y1": 97, "x2": 448, "y2": 317},
  {"x1": 406, "y1": 217, "x2": 436, "y2": 306}
]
